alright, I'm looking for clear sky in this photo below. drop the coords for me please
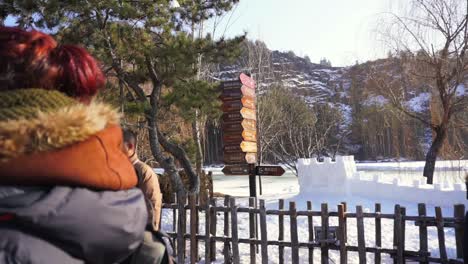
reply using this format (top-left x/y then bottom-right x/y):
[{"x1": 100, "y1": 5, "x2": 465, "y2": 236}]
[
  {"x1": 206, "y1": 0, "x2": 404, "y2": 67},
  {"x1": 4, "y1": 0, "x2": 405, "y2": 67}
]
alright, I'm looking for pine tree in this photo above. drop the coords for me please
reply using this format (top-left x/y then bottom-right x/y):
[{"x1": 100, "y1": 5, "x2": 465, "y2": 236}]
[{"x1": 2, "y1": 0, "x2": 245, "y2": 195}]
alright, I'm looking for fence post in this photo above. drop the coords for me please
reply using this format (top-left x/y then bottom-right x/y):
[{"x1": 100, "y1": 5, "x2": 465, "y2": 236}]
[
  {"x1": 177, "y1": 194, "x2": 186, "y2": 264},
  {"x1": 418, "y1": 203, "x2": 428, "y2": 264},
  {"x1": 260, "y1": 200, "x2": 269, "y2": 264},
  {"x1": 393, "y1": 204, "x2": 403, "y2": 264},
  {"x1": 307, "y1": 201, "x2": 314, "y2": 264},
  {"x1": 454, "y1": 204, "x2": 465, "y2": 259},
  {"x1": 223, "y1": 195, "x2": 232, "y2": 263},
  {"x1": 338, "y1": 204, "x2": 347, "y2": 264},
  {"x1": 230, "y1": 197, "x2": 240, "y2": 264},
  {"x1": 375, "y1": 203, "x2": 381, "y2": 264},
  {"x1": 435, "y1": 207, "x2": 448, "y2": 264},
  {"x1": 341, "y1": 202, "x2": 348, "y2": 243},
  {"x1": 321, "y1": 203, "x2": 329, "y2": 264},
  {"x1": 401, "y1": 207, "x2": 406, "y2": 253},
  {"x1": 290, "y1": 201, "x2": 299, "y2": 264},
  {"x1": 205, "y1": 193, "x2": 211, "y2": 263},
  {"x1": 278, "y1": 199, "x2": 285, "y2": 264},
  {"x1": 189, "y1": 195, "x2": 197, "y2": 264},
  {"x1": 249, "y1": 197, "x2": 257, "y2": 264},
  {"x1": 209, "y1": 198, "x2": 217, "y2": 261},
  {"x1": 356, "y1": 205, "x2": 366, "y2": 264}
]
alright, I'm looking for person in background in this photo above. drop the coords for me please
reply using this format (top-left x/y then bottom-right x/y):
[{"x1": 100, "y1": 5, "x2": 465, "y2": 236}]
[
  {"x1": 123, "y1": 129, "x2": 163, "y2": 231},
  {"x1": 123, "y1": 129, "x2": 168, "y2": 264},
  {"x1": 0, "y1": 26, "x2": 147, "y2": 263}
]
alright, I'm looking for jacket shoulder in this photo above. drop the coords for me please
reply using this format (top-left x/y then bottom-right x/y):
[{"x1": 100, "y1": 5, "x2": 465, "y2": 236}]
[{"x1": 0, "y1": 228, "x2": 85, "y2": 264}]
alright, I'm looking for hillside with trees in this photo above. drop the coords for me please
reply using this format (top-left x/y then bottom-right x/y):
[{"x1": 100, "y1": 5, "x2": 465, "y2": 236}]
[{"x1": 205, "y1": 40, "x2": 468, "y2": 171}]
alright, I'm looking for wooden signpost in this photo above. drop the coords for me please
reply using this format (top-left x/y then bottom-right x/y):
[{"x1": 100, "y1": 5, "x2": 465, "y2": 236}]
[{"x1": 220, "y1": 73, "x2": 285, "y2": 197}]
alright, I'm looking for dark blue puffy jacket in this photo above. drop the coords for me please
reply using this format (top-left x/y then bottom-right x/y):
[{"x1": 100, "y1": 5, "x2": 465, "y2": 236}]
[{"x1": 0, "y1": 186, "x2": 148, "y2": 264}]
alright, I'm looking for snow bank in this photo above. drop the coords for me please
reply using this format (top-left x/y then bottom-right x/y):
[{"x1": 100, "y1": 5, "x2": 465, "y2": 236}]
[
  {"x1": 356, "y1": 159, "x2": 468, "y2": 171},
  {"x1": 297, "y1": 156, "x2": 467, "y2": 207}
]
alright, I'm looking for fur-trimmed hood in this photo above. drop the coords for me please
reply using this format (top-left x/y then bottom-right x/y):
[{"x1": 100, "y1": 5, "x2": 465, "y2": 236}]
[
  {"x1": 0, "y1": 96, "x2": 138, "y2": 191},
  {"x1": 0, "y1": 101, "x2": 120, "y2": 161}
]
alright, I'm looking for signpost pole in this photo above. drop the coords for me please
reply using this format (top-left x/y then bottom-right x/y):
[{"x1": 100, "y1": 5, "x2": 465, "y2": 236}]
[{"x1": 249, "y1": 163, "x2": 257, "y2": 197}]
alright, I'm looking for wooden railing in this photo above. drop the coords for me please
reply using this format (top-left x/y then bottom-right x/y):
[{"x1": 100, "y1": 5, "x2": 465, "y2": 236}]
[{"x1": 162, "y1": 194, "x2": 465, "y2": 264}]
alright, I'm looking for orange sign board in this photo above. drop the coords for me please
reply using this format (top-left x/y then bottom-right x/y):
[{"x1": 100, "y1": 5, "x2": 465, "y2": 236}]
[
  {"x1": 241, "y1": 97, "x2": 255, "y2": 110},
  {"x1": 240, "y1": 141, "x2": 257, "y2": 153},
  {"x1": 241, "y1": 119, "x2": 256, "y2": 131},
  {"x1": 241, "y1": 85, "x2": 255, "y2": 98},
  {"x1": 240, "y1": 107, "x2": 256, "y2": 120},
  {"x1": 245, "y1": 153, "x2": 257, "y2": 164},
  {"x1": 242, "y1": 129, "x2": 257, "y2": 142}
]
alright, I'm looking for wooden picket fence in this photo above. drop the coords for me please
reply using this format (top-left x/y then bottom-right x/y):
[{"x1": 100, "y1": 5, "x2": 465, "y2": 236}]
[{"x1": 162, "y1": 194, "x2": 465, "y2": 264}]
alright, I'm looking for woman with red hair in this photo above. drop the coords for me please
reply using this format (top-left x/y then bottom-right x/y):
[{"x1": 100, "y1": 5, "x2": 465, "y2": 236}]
[{"x1": 0, "y1": 27, "x2": 147, "y2": 263}]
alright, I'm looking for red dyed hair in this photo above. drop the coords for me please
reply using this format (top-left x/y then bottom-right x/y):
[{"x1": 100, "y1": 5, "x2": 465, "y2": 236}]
[{"x1": 0, "y1": 26, "x2": 105, "y2": 100}]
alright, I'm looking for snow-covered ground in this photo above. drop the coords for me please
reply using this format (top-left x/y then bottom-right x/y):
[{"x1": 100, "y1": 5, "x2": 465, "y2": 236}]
[{"x1": 161, "y1": 164, "x2": 465, "y2": 263}]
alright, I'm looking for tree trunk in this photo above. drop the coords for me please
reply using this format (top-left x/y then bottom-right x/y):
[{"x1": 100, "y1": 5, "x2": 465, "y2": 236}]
[
  {"x1": 423, "y1": 125, "x2": 447, "y2": 184},
  {"x1": 145, "y1": 58, "x2": 199, "y2": 194},
  {"x1": 192, "y1": 110, "x2": 203, "y2": 176},
  {"x1": 147, "y1": 114, "x2": 185, "y2": 196}
]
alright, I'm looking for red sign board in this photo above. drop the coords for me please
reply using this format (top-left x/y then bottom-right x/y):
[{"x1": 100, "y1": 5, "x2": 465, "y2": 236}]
[
  {"x1": 256, "y1": 166, "x2": 285, "y2": 176},
  {"x1": 223, "y1": 133, "x2": 243, "y2": 144},
  {"x1": 223, "y1": 144, "x2": 242, "y2": 153},
  {"x1": 224, "y1": 152, "x2": 257, "y2": 164},
  {"x1": 222, "y1": 100, "x2": 243, "y2": 112},
  {"x1": 240, "y1": 73, "x2": 256, "y2": 89},
  {"x1": 220, "y1": 90, "x2": 242, "y2": 101},
  {"x1": 222, "y1": 112, "x2": 243, "y2": 122},
  {"x1": 222, "y1": 165, "x2": 251, "y2": 175},
  {"x1": 220, "y1": 80, "x2": 242, "y2": 89},
  {"x1": 222, "y1": 108, "x2": 256, "y2": 123},
  {"x1": 221, "y1": 85, "x2": 255, "y2": 101},
  {"x1": 222, "y1": 119, "x2": 256, "y2": 133}
]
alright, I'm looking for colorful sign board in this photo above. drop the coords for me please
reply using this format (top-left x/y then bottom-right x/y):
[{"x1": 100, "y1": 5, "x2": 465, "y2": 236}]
[{"x1": 220, "y1": 73, "x2": 257, "y2": 168}]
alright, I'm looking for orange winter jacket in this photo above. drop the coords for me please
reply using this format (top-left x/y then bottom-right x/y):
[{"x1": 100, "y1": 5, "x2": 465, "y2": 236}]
[{"x1": 0, "y1": 98, "x2": 137, "y2": 190}]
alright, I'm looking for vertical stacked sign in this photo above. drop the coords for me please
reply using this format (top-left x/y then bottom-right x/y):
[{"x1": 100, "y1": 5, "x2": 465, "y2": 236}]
[{"x1": 221, "y1": 73, "x2": 257, "y2": 174}]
